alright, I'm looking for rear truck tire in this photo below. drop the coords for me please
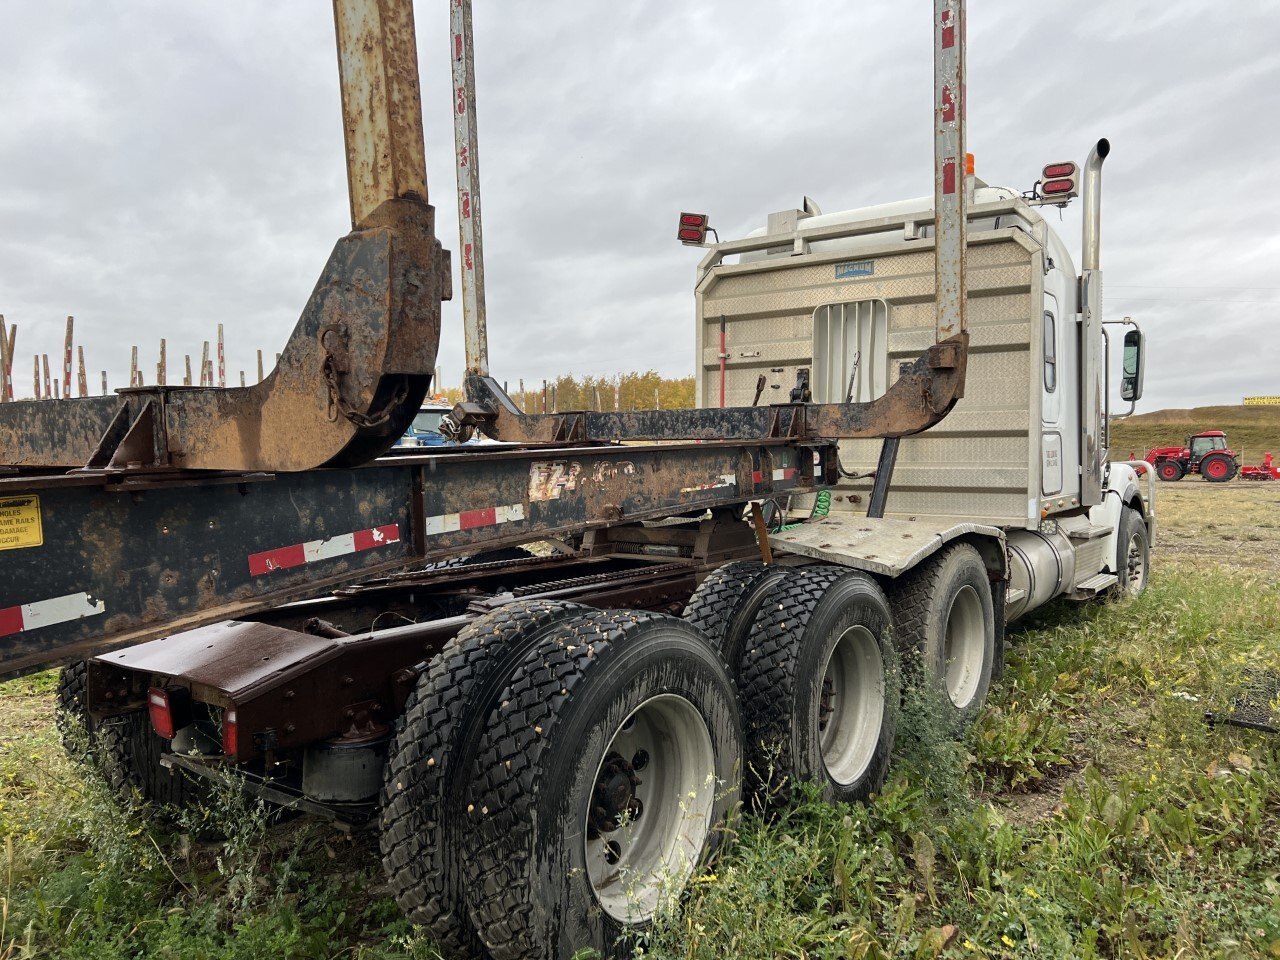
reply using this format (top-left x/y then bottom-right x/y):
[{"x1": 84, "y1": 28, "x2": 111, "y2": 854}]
[
  {"x1": 1200, "y1": 452, "x2": 1237, "y2": 483},
  {"x1": 888, "y1": 543, "x2": 995, "y2": 728},
  {"x1": 462, "y1": 611, "x2": 742, "y2": 960},
  {"x1": 423, "y1": 545, "x2": 537, "y2": 571},
  {"x1": 738, "y1": 567, "x2": 898, "y2": 808},
  {"x1": 58, "y1": 660, "x2": 204, "y2": 809},
  {"x1": 55, "y1": 660, "x2": 93, "y2": 753},
  {"x1": 681, "y1": 560, "x2": 788, "y2": 676},
  {"x1": 1156, "y1": 459, "x2": 1184, "y2": 482},
  {"x1": 1113, "y1": 507, "x2": 1150, "y2": 598},
  {"x1": 379, "y1": 599, "x2": 587, "y2": 960},
  {"x1": 98, "y1": 710, "x2": 206, "y2": 809}
]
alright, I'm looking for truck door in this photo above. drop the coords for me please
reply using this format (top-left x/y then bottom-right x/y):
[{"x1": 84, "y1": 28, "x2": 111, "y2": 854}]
[{"x1": 1041, "y1": 293, "x2": 1064, "y2": 496}]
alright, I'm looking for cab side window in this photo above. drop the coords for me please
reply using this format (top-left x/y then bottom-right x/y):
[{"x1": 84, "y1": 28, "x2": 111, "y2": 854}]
[{"x1": 1043, "y1": 311, "x2": 1057, "y2": 392}]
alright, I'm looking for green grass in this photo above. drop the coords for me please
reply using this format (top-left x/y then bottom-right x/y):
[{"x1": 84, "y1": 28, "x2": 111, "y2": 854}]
[
  {"x1": 641, "y1": 565, "x2": 1280, "y2": 959},
  {"x1": 1, "y1": 487, "x2": 1278, "y2": 958}
]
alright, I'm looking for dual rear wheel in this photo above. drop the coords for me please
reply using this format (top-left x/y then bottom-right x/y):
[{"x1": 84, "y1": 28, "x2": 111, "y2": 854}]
[{"x1": 379, "y1": 549, "x2": 999, "y2": 958}]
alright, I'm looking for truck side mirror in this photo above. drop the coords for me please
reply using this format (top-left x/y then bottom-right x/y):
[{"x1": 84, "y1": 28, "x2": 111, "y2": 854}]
[{"x1": 1120, "y1": 329, "x2": 1144, "y2": 402}]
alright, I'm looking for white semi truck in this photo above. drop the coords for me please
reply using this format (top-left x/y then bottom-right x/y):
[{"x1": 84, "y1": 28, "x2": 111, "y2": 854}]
[{"x1": 689, "y1": 145, "x2": 1156, "y2": 721}]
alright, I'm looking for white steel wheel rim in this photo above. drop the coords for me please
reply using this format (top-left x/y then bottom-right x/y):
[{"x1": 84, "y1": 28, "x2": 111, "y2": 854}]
[
  {"x1": 1124, "y1": 533, "x2": 1146, "y2": 593},
  {"x1": 818, "y1": 625, "x2": 885, "y2": 786},
  {"x1": 943, "y1": 585, "x2": 985, "y2": 708},
  {"x1": 584, "y1": 694, "x2": 716, "y2": 924}
]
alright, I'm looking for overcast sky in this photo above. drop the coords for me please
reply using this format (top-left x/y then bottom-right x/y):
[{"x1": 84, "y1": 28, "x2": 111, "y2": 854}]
[{"x1": 1, "y1": 2, "x2": 1276, "y2": 411}]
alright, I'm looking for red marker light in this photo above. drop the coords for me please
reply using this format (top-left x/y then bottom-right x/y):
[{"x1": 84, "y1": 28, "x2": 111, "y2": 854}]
[
  {"x1": 1041, "y1": 178, "x2": 1076, "y2": 196},
  {"x1": 148, "y1": 686, "x2": 177, "y2": 739},
  {"x1": 677, "y1": 212, "x2": 709, "y2": 245},
  {"x1": 222, "y1": 706, "x2": 239, "y2": 758},
  {"x1": 1042, "y1": 161, "x2": 1078, "y2": 179}
]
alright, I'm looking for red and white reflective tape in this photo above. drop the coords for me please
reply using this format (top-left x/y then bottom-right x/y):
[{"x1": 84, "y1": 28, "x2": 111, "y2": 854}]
[
  {"x1": 752, "y1": 467, "x2": 798, "y2": 484},
  {"x1": 425, "y1": 503, "x2": 524, "y2": 536},
  {"x1": 248, "y1": 524, "x2": 402, "y2": 577},
  {"x1": 681, "y1": 474, "x2": 736, "y2": 494},
  {"x1": 0, "y1": 592, "x2": 105, "y2": 638}
]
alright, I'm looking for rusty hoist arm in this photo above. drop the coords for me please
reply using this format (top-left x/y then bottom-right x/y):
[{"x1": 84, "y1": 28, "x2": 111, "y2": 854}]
[
  {"x1": 0, "y1": 0, "x2": 449, "y2": 473},
  {"x1": 449, "y1": 0, "x2": 968, "y2": 446}
]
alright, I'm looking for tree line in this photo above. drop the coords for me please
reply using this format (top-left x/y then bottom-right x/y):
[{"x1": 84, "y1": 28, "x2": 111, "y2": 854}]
[{"x1": 436, "y1": 370, "x2": 696, "y2": 412}]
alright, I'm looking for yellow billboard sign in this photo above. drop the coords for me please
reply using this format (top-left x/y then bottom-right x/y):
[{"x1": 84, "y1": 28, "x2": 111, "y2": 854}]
[{"x1": 1243, "y1": 396, "x2": 1280, "y2": 406}]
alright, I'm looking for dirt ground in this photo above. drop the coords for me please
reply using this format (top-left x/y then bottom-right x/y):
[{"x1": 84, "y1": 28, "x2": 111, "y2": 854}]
[{"x1": 1148, "y1": 476, "x2": 1280, "y2": 571}]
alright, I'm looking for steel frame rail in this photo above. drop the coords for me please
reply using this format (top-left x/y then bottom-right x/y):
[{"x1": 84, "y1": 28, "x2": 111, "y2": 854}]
[{"x1": 0, "y1": 438, "x2": 833, "y2": 680}]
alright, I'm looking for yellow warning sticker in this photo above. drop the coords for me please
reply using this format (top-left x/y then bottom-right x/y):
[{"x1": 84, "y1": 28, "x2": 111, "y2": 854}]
[{"x1": 0, "y1": 496, "x2": 43, "y2": 551}]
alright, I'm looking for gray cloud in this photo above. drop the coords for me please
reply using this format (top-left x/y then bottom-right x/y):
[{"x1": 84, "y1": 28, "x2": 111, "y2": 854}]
[{"x1": 1, "y1": 2, "x2": 1276, "y2": 409}]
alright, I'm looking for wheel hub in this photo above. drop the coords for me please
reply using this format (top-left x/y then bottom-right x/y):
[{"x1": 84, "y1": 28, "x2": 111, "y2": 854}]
[{"x1": 588, "y1": 751, "x2": 642, "y2": 837}]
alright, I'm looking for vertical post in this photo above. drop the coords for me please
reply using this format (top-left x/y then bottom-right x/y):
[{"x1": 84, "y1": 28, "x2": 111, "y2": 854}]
[
  {"x1": 205, "y1": 359, "x2": 214, "y2": 387},
  {"x1": 866, "y1": 437, "x2": 901, "y2": 519},
  {"x1": 33, "y1": 356, "x2": 40, "y2": 399},
  {"x1": 62, "y1": 316, "x2": 74, "y2": 399},
  {"x1": 42, "y1": 355, "x2": 52, "y2": 398},
  {"x1": 0, "y1": 316, "x2": 9, "y2": 403},
  {"x1": 5, "y1": 325, "x2": 14, "y2": 400},
  {"x1": 718, "y1": 315, "x2": 729, "y2": 408},
  {"x1": 130, "y1": 346, "x2": 139, "y2": 387},
  {"x1": 217, "y1": 323, "x2": 226, "y2": 387},
  {"x1": 240, "y1": 371, "x2": 246, "y2": 388},
  {"x1": 184, "y1": 355, "x2": 193, "y2": 387},
  {"x1": 257, "y1": 349, "x2": 264, "y2": 383},
  {"x1": 158, "y1": 338, "x2": 168, "y2": 386},
  {"x1": 592, "y1": 386, "x2": 601, "y2": 412},
  {"x1": 3, "y1": 323, "x2": 13, "y2": 401},
  {"x1": 655, "y1": 386, "x2": 660, "y2": 410},
  {"x1": 77, "y1": 346, "x2": 88, "y2": 397},
  {"x1": 542, "y1": 379, "x2": 547, "y2": 414},
  {"x1": 333, "y1": 0, "x2": 429, "y2": 226},
  {"x1": 200, "y1": 342, "x2": 210, "y2": 387},
  {"x1": 933, "y1": 0, "x2": 967, "y2": 345},
  {"x1": 450, "y1": 0, "x2": 489, "y2": 379},
  {"x1": 53, "y1": 380, "x2": 60, "y2": 401},
  {"x1": 101, "y1": 371, "x2": 108, "y2": 395}
]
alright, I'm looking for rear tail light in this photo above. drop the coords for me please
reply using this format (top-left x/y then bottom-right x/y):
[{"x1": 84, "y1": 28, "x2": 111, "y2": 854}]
[
  {"x1": 1042, "y1": 161, "x2": 1078, "y2": 179},
  {"x1": 677, "y1": 212, "x2": 709, "y2": 245},
  {"x1": 148, "y1": 687, "x2": 177, "y2": 739},
  {"x1": 1039, "y1": 161, "x2": 1078, "y2": 201},
  {"x1": 222, "y1": 707, "x2": 239, "y2": 757}
]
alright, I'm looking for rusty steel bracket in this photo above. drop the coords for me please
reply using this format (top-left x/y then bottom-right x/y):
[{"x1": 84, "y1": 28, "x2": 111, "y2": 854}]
[
  {"x1": 0, "y1": 199, "x2": 450, "y2": 472},
  {"x1": 456, "y1": 333, "x2": 967, "y2": 445}
]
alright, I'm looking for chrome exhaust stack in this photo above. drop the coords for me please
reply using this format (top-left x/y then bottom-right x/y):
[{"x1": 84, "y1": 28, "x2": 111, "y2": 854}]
[
  {"x1": 1081, "y1": 138, "x2": 1110, "y2": 271},
  {"x1": 1078, "y1": 137, "x2": 1110, "y2": 506}
]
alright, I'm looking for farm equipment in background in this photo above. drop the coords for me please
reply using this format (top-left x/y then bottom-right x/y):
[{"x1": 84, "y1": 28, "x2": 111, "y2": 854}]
[
  {"x1": 1144, "y1": 430, "x2": 1240, "y2": 482},
  {"x1": 1240, "y1": 452, "x2": 1280, "y2": 481}
]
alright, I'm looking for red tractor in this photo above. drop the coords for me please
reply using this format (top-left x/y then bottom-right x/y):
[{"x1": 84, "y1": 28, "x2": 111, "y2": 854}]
[{"x1": 1144, "y1": 430, "x2": 1240, "y2": 482}]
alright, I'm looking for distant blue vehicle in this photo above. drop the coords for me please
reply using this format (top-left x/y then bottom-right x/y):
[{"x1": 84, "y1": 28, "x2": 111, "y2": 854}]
[{"x1": 396, "y1": 402, "x2": 456, "y2": 448}]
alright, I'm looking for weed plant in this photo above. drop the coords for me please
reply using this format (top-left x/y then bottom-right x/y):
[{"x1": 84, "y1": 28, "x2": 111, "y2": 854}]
[{"x1": 0, "y1": 489, "x2": 1277, "y2": 958}]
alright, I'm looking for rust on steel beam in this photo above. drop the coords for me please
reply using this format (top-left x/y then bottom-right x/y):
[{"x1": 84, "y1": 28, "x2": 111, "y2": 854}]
[
  {"x1": 455, "y1": 334, "x2": 966, "y2": 445},
  {"x1": 333, "y1": 0, "x2": 430, "y2": 225},
  {"x1": 0, "y1": 0, "x2": 449, "y2": 472},
  {"x1": 0, "y1": 315, "x2": 10, "y2": 403}
]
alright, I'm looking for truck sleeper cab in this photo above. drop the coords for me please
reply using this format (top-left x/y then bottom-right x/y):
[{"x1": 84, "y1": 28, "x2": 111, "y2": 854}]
[{"x1": 695, "y1": 175, "x2": 1154, "y2": 661}]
